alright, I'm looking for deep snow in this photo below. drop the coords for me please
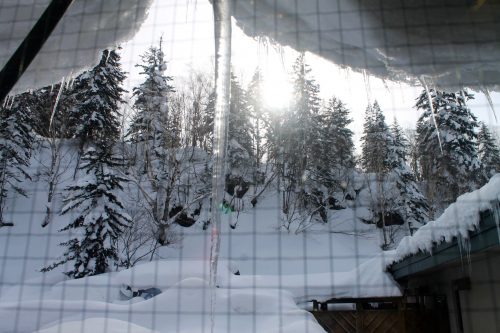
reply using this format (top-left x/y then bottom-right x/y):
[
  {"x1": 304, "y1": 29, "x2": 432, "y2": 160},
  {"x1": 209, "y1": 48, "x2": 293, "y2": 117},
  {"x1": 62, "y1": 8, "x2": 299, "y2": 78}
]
[{"x1": 0, "y1": 141, "x2": 400, "y2": 332}]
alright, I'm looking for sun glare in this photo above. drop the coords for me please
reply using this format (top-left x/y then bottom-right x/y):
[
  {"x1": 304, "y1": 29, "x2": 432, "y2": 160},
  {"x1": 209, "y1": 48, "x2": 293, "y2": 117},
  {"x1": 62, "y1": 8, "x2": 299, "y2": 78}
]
[{"x1": 261, "y1": 70, "x2": 293, "y2": 110}]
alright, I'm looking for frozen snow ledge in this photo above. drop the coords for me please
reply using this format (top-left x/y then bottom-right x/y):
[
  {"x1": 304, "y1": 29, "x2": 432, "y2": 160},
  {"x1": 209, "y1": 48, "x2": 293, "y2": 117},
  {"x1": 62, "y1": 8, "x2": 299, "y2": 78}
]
[
  {"x1": 0, "y1": 0, "x2": 153, "y2": 93},
  {"x1": 390, "y1": 174, "x2": 500, "y2": 264},
  {"x1": 230, "y1": 0, "x2": 500, "y2": 90}
]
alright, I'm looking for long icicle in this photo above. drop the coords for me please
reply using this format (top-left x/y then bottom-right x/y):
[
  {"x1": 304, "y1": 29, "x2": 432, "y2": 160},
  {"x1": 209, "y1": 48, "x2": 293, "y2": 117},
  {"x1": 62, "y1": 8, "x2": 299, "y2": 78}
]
[
  {"x1": 210, "y1": 0, "x2": 231, "y2": 332},
  {"x1": 420, "y1": 76, "x2": 443, "y2": 154},
  {"x1": 49, "y1": 77, "x2": 66, "y2": 131},
  {"x1": 481, "y1": 86, "x2": 498, "y2": 122}
]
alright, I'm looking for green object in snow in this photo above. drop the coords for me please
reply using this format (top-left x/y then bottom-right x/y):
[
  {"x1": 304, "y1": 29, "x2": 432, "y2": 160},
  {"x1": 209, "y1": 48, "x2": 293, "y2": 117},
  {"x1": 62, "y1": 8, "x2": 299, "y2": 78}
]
[{"x1": 220, "y1": 201, "x2": 234, "y2": 214}]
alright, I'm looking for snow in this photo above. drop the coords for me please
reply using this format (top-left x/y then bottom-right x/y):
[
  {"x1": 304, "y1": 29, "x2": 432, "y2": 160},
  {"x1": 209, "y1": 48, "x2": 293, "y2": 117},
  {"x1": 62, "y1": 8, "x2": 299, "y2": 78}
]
[
  {"x1": 0, "y1": 0, "x2": 153, "y2": 93},
  {"x1": 3, "y1": 0, "x2": 500, "y2": 93},
  {"x1": 391, "y1": 174, "x2": 500, "y2": 263},
  {"x1": 0, "y1": 141, "x2": 402, "y2": 332},
  {"x1": 230, "y1": 0, "x2": 500, "y2": 90}
]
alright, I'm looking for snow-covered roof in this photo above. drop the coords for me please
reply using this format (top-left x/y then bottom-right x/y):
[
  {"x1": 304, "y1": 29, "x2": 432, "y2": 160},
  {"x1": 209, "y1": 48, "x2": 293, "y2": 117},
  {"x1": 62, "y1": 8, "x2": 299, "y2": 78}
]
[
  {"x1": 389, "y1": 174, "x2": 500, "y2": 265},
  {"x1": 3, "y1": 0, "x2": 500, "y2": 92},
  {"x1": 0, "y1": 0, "x2": 153, "y2": 92},
  {"x1": 231, "y1": 0, "x2": 500, "y2": 90}
]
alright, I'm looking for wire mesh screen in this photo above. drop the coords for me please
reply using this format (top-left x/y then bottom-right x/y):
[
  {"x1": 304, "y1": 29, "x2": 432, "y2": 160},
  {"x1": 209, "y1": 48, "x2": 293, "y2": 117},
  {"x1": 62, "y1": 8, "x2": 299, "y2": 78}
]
[{"x1": 1, "y1": 0, "x2": 500, "y2": 332}]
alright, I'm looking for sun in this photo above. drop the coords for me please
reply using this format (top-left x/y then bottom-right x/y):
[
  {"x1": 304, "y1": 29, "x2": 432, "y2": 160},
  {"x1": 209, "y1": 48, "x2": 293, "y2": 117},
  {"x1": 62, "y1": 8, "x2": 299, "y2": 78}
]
[
  {"x1": 257, "y1": 54, "x2": 294, "y2": 110},
  {"x1": 261, "y1": 73, "x2": 293, "y2": 110}
]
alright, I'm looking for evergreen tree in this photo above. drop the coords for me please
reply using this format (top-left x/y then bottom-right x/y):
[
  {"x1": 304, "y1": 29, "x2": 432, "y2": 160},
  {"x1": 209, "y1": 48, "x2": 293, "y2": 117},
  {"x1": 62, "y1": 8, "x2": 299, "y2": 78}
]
[
  {"x1": 246, "y1": 69, "x2": 267, "y2": 182},
  {"x1": 477, "y1": 122, "x2": 500, "y2": 179},
  {"x1": 43, "y1": 144, "x2": 131, "y2": 277},
  {"x1": 314, "y1": 97, "x2": 355, "y2": 192},
  {"x1": 71, "y1": 49, "x2": 127, "y2": 148},
  {"x1": 276, "y1": 54, "x2": 324, "y2": 228},
  {"x1": 416, "y1": 89, "x2": 482, "y2": 205},
  {"x1": 127, "y1": 41, "x2": 174, "y2": 146},
  {"x1": 226, "y1": 73, "x2": 254, "y2": 188},
  {"x1": 360, "y1": 101, "x2": 390, "y2": 174},
  {"x1": 44, "y1": 49, "x2": 129, "y2": 277},
  {"x1": 0, "y1": 95, "x2": 34, "y2": 227},
  {"x1": 386, "y1": 120, "x2": 428, "y2": 234}
]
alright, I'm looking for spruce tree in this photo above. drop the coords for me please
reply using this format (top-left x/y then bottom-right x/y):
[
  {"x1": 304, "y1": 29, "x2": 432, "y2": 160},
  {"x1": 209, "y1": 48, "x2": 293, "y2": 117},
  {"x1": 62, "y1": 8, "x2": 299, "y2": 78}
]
[
  {"x1": 127, "y1": 41, "x2": 174, "y2": 146},
  {"x1": 360, "y1": 101, "x2": 390, "y2": 174},
  {"x1": 278, "y1": 54, "x2": 324, "y2": 227},
  {"x1": 227, "y1": 73, "x2": 254, "y2": 188},
  {"x1": 71, "y1": 49, "x2": 126, "y2": 147},
  {"x1": 0, "y1": 95, "x2": 34, "y2": 227},
  {"x1": 314, "y1": 97, "x2": 354, "y2": 191},
  {"x1": 386, "y1": 120, "x2": 428, "y2": 234},
  {"x1": 43, "y1": 144, "x2": 131, "y2": 277},
  {"x1": 477, "y1": 122, "x2": 500, "y2": 179},
  {"x1": 44, "y1": 49, "x2": 130, "y2": 277},
  {"x1": 416, "y1": 89, "x2": 482, "y2": 205}
]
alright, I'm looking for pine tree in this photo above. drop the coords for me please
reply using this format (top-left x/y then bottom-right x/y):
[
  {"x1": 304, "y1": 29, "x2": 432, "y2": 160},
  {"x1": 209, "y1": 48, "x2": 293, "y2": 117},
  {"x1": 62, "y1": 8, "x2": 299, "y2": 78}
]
[
  {"x1": 226, "y1": 73, "x2": 254, "y2": 189},
  {"x1": 71, "y1": 49, "x2": 127, "y2": 148},
  {"x1": 44, "y1": 49, "x2": 130, "y2": 277},
  {"x1": 360, "y1": 101, "x2": 390, "y2": 174},
  {"x1": 0, "y1": 95, "x2": 34, "y2": 227},
  {"x1": 43, "y1": 144, "x2": 131, "y2": 277},
  {"x1": 246, "y1": 68, "x2": 267, "y2": 182},
  {"x1": 314, "y1": 97, "x2": 355, "y2": 192},
  {"x1": 277, "y1": 54, "x2": 324, "y2": 228},
  {"x1": 127, "y1": 41, "x2": 174, "y2": 146},
  {"x1": 386, "y1": 120, "x2": 428, "y2": 234},
  {"x1": 477, "y1": 122, "x2": 500, "y2": 179},
  {"x1": 416, "y1": 89, "x2": 482, "y2": 205}
]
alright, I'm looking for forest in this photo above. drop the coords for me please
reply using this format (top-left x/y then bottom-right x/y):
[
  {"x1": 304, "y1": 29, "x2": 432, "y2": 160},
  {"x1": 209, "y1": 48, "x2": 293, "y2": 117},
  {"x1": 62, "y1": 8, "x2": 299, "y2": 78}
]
[{"x1": 1, "y1": 40, "x2": 500, "y2": 279}]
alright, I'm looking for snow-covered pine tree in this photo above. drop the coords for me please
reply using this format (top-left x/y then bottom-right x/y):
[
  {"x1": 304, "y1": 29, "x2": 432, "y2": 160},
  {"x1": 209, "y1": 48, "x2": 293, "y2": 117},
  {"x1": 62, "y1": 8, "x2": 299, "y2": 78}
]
[
  {"x1": 226, "y1": 73, "x2": 254, "y2": 203},
  {"x1": 127, "y1": 41, "x2": 174, "y2": 146},
  {"x1": 71, "y1": 49, "x2": 127, "y2": 148},
  {"x1": 246, "y1": 69, "x2": 267, "y2": 184},
  {"x1": 477, "y1": 122, "x2": 500, "y2": 180},
  {"x1": 44, "y1": 49, "x2": 130, "y2": 277},
  {"x1": 416, "y1": 89, "x2": 482, "y2": 208},
  {"x1": 360, "y1": 101, "x2": 390, "y2": 174},
  {"x1": 0, "y1": 95, "x2": 34, "y2": 227},
  {"x1": 277, "y1": 54, "x2": 324, "y2": 229},
  {"x1": 386, "y1": 119, "x2": 428, "y2": 235},
  {"x1": 43, "y1": 143, "x2": 131, "y2": 278},
  {"x1": 314, "y1": 97, "x2": 355, "y2": 196}
]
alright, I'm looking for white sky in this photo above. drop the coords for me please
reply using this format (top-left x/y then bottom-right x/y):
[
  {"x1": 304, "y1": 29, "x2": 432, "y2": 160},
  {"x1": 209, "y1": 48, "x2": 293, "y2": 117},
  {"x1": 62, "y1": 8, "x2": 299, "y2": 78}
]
[{"x1": 120, "y1": 0, "x2": 500, "y2": 146}]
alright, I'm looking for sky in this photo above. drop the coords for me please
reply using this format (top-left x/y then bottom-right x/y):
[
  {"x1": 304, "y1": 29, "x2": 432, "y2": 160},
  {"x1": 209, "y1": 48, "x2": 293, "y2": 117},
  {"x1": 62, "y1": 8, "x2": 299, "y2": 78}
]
[{"x1": 120, "y1": 0, "x2": 500, "y2": 146}]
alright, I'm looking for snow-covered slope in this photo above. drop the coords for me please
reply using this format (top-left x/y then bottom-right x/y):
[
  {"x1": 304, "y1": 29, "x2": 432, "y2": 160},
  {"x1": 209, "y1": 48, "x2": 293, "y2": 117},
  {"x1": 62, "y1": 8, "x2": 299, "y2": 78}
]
[{"x1": 0, "y1": 141, "x2": 400, "y2": 332}]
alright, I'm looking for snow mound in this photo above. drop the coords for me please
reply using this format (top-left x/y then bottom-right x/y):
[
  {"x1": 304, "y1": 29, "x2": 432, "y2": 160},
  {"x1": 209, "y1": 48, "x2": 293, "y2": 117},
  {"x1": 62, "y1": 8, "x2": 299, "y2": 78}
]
[
  {"x1": 0, "y1": 0, "x2": 153, "y2": 93},
  {"x1": 35, "y1": 318, "x2": 157, "y2": 333},
  {"x1": 0, "y1": 264, "x2": 325, "y2": 333},
  {"x1": 391, "y1": 174, "x2": 500, "y2": 263},
  {"x1": 231, "y1": 0, "x2": 500, "y2": 90}
]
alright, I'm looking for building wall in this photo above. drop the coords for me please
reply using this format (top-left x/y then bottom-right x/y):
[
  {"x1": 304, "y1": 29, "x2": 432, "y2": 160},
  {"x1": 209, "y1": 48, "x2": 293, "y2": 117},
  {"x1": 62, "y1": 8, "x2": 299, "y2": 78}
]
[{"x1": 403, "y1": 250, "x2": 500, "y2": 333}]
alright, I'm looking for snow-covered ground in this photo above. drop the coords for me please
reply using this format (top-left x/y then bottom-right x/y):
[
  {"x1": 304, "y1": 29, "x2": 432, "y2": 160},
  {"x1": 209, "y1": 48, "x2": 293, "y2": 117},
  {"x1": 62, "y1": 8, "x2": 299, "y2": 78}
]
[{"x1": 0, "y1": 142, "x2": 399, "y2": 332}]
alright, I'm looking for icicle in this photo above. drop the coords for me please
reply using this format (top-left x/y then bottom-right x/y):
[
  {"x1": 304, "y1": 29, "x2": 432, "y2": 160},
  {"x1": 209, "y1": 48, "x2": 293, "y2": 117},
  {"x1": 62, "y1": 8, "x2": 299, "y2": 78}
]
[
  {"x1": 2, "y1": 95, "x2": 8, "y2": 108},
  {"x1": 210, "y1": 0, "x2": 232, "y2": 332},
  {"x1": 49, "y1": 77, "x2": 66, "y2": 131},
  {"x1": 8, "y1": 96, "x2": 15, "y2": 109},
  {"x1": 419, "y1": 76, "x2": 443, "y2": 154},
  {"x1": 481, "y1": 86, "x2": 498, "y2": 122},
  {"x1": 362, "y1": 69, "x2": 372, "y2": 103},
  {"x1": 493, "y1": 201, "x2": 500, "y2": 243},
  {"x1": 49, "y1": 84, "x2": 54, "y2": 94}
]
